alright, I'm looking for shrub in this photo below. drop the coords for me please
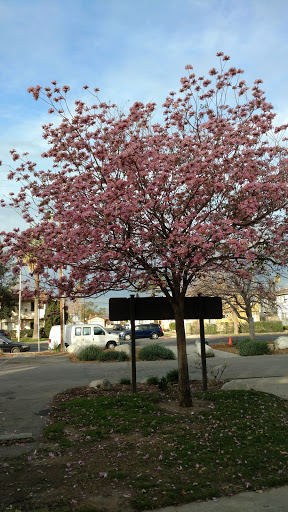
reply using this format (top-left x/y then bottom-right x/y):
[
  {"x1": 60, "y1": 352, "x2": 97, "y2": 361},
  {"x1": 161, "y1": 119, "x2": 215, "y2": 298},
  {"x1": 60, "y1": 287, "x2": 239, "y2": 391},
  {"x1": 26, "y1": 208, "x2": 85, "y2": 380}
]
[
  {"x1": 234, "y1": 337, "x2": 253, "y2": 348},
  {"x1": 165, "y1": 369, "x2": 179, "y2": 384},
  {"x1": 237, "y1": 340, "x2": 271, "y2": 356},
  {"x1": 169, "y1": 322, "x2": 176, "y2": 331},
  {"x1": 21, "y1": 328, "x2": 33, "y2": 338},
  {"x1": 138, "y1": 344, "x2": 176, "y2": 361},
  {"x1": 146, "y1": 376, "x2": 160, "y2": 385},
  {"x1": 101, "y1": 350, "x2": 129, "y2": 362},
  {"x1": 77, "y1": 346, "x2": 104, "y2": 361},
  {"x1": 77, "y1": 346, "x2": 129, "y2": 362}
]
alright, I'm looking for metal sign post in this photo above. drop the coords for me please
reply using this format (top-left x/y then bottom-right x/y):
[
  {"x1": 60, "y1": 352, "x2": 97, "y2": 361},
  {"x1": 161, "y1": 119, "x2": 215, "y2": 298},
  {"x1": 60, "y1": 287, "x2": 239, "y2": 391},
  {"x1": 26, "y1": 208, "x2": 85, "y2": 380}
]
[
  {"x1": 198, "y1": 294, "x2": 208, "y2": 391},
  {"x1": 130, "y1": 295, "x2": 137, "y2": 393}
]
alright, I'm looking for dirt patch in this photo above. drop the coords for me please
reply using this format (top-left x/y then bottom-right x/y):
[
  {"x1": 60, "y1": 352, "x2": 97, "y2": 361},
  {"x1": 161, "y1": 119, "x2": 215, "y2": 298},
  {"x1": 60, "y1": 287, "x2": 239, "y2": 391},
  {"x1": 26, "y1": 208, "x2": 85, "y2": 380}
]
[{"x1": 213, "y1": 344, "x2": 239, "y2": 354}]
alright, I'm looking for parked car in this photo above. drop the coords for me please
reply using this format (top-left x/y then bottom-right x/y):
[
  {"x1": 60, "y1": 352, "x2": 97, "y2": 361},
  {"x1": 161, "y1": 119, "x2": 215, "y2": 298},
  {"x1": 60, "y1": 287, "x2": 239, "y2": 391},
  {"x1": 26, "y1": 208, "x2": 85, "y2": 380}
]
[
  {"x1": 0, "y1": 329, "x2": 11, "y2": 339},
  {"x1": 112, "y1": 324, "x2": 124, "y2": 331},
  {"x1": 119, "y1": 323, "x2": 164, "y2": 341},
  {"x1": 0, "y1": 334, "x2": 30, "y2": 353}
]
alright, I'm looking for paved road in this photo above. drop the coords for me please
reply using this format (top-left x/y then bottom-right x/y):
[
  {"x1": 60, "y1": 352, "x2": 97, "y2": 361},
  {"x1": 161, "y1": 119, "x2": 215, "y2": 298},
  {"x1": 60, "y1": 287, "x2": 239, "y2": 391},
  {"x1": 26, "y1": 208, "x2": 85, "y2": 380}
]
[{"x1": 1, "y1": 345, "x2": 288, "y2": 449}]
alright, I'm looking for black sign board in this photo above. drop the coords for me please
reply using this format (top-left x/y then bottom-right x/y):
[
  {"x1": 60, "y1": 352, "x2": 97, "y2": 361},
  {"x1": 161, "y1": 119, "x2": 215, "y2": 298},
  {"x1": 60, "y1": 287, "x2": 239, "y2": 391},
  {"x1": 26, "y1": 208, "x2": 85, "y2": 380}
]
[{"x1": 109, "y1": 296, "x2": 222, "y2": 321}]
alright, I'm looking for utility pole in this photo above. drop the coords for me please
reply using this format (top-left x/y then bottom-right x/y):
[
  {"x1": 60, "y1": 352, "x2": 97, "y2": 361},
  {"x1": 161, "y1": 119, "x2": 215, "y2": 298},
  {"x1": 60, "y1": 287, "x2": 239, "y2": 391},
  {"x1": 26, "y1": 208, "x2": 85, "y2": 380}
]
[
  {"x1": 18, "y1": 268, "x2": 21, "y2": 343},
  {"x1": 59, "y1": 266, "x2": 64, "y2": 351}
]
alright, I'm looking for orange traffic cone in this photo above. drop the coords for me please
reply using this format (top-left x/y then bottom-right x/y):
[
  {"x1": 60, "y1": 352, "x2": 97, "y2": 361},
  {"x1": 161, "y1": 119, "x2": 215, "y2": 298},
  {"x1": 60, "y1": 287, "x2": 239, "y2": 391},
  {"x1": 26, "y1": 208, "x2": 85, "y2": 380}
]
[{"x1": 228, "y1": 336, "x2": 232, "y2": 346}]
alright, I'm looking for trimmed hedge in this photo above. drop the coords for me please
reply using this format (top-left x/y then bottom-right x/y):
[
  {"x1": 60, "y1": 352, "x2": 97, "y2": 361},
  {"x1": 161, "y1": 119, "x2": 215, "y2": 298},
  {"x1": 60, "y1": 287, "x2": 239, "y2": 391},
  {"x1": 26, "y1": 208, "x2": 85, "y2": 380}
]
[
  {"x1": 138, "y1": 344, "x2": 176, "y2": 361},
  {"x1": 240, "y1": 321, "x2": 283, "y2": 333}
]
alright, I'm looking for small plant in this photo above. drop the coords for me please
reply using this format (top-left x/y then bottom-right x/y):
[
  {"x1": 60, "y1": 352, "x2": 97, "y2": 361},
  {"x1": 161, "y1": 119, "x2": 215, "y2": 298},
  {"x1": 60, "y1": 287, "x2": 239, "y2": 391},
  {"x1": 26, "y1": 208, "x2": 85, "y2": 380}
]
[
  {"x1": 119, "y1": 378, "x2": 131, "y2": 385},
  {"x1": 138, "y1": 344, "x2": 176, "y2": 361},
  {"x1": 165, "y1": 369, "x2": 179, "y2": 384},
  {"x1": 208, "y1": 363, "x2": 228, "y2": 381},
  {"x1": 194, "y1": 360, "x2": 228, "y2": 382},
  {"x1": 146, "y1": 376, "x2": 160, "y2": 386},
  {"x1": 158, "y1": 376, "x2": 168, "y2": 390}
]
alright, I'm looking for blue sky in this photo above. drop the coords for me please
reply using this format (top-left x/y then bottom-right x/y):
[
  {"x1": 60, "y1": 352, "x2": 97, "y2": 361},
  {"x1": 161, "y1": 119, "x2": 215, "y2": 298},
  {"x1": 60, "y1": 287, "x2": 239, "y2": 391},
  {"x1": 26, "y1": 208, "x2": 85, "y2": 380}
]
[{"x1": 1, "y1": 0, "x2": 288, "y2": 239}]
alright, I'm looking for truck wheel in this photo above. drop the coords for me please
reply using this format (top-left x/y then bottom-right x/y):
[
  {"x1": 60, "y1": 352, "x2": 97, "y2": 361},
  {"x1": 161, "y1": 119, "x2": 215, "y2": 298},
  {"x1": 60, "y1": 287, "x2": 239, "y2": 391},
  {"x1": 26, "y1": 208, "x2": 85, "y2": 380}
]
[{"x1": 106, "y1": 341, "x2": 116, "y2": 349}]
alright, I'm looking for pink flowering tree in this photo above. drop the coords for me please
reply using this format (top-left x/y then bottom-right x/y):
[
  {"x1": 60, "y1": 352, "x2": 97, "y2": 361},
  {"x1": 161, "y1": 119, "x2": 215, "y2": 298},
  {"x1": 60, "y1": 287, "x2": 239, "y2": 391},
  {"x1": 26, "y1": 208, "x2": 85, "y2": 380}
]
[{"x1": 2, "y1": 53, "x2": 288, "y2": 406}]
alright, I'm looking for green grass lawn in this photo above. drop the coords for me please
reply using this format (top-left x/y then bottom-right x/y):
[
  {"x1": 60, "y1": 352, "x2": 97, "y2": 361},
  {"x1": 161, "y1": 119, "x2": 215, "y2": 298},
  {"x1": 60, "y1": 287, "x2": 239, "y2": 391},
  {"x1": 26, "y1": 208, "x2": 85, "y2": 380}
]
[{"x1": 1, "y1": 383, "x2": 288, "y2": 512}]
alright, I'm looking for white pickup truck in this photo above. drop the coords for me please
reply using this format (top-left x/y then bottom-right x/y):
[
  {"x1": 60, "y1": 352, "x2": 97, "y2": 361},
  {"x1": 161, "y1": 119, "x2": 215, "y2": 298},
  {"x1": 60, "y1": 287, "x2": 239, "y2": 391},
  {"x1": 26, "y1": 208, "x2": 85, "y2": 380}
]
[{"x1": 48, "y1": 323, "x2": 120, "y2": 351}]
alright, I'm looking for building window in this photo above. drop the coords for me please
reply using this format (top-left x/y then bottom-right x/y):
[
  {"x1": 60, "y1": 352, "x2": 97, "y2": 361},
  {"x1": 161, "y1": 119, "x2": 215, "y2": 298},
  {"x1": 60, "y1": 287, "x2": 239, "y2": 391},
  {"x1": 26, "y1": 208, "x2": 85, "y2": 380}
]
[{"x1": 31, "y1": 302, "x2": 35, "y2": 312}]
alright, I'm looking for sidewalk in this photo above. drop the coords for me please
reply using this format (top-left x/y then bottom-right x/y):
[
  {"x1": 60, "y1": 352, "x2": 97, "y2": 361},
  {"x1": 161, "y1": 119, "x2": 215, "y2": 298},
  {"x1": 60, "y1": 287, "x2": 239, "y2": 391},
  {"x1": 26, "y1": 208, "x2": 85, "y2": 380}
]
[{"x1": 146, "y1": 485, "x2": 288, "y2": 511}]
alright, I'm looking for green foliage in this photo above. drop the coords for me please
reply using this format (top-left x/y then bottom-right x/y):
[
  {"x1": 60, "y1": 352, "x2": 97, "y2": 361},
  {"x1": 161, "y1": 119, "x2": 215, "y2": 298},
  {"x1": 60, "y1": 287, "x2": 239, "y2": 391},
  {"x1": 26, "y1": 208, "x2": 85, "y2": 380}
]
[
  {"x1": 0, "y1": 262, "x2": 17, "y2": 320},
  {"x1": 169, "y1": 322, "x2": 176, "y2": 330},
  {"x1": 77, "y1": 345, "x2": 129, "y2": 361},
  {"x1": 165, "y1": 369, "x2": 179, "y2": 384},
  {"x1": 240, "y1": 321, "x2": 283, "y2": 333},
  {"x1": 138, "y1": 344, "x2": 176, "y2": 361},
  {"x1": 44, "y1": 300, "x2": 68, "y2": 336},
  {"x1": 205, "y1": 324, "x2": 217, "y2": 334},
  {"x1": 101, "y1": 350, "x2": 129, "y2": 362},
  {"x1": 237, "y1": 339, "x2": 272, "y2": 356}
]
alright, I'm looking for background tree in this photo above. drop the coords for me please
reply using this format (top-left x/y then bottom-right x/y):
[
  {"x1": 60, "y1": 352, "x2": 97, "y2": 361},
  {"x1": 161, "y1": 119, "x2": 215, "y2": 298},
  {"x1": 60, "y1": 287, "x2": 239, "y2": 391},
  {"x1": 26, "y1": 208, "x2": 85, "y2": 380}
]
[
  {"x1": 191, "y1": 269, "x2": 278, "y2": 339},
  {"x1": 0, "y1": 261, "x2": 17, "y2": 322},
  {"x1": 80, "y1": 301, "x2": 107, "y2": 322},
  {"x1": 2, "y1": 53, "x2": 288, "y2": 406},
  {"x1": 44, "y1": 300, "x2": 68, "y2": 337}
]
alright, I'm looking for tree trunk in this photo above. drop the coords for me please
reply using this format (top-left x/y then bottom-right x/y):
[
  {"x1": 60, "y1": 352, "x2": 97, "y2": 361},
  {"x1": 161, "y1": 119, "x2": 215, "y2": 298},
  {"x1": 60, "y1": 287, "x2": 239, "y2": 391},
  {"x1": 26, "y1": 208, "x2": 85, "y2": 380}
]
[
  {"x1": 232, "y1": 311, "x2": 239, "y2": 335},
  {"x1": 32, "y1": 273, "x2": 39, "y2": 339},
  {"x1": 246, "y1": 305, "x2": 256, "y2": 340},
  {"x1": 174, "y1": 305, "x2": 193, "y2": 407}
]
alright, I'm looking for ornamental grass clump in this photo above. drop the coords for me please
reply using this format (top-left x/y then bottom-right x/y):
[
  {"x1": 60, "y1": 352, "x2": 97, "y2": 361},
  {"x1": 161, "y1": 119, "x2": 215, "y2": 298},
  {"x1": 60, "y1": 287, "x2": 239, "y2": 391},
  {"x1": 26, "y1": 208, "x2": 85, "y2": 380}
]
[
  {"x1": 146, "y1": 376, "x2": 160, "y2": 385},
  {"x1": 237, "y1": 339, "x2": 271, "y2": 356},
  {"x1": 138, "y1": 344, "x2": 176, "y2": 361},
  {"x1": 165, "y1": 369, "x2": 179, "y2": 383}
]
